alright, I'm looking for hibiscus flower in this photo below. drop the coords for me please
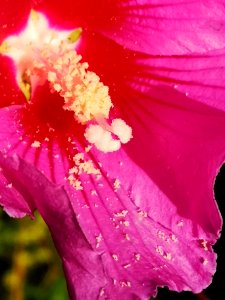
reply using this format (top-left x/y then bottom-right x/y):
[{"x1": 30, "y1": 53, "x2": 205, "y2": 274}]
[{"x1": 1, "y1": 1, "x2": 225, "y2": 299}]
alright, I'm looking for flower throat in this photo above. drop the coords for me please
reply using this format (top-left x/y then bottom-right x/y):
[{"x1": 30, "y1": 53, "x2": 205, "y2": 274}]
[{"x1": 0, "y1": 10, "x2": 132, "y2": 153}]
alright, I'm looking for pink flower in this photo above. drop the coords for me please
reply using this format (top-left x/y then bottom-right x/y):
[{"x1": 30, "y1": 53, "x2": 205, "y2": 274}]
[{"x1": 1, "y1": 1, "x2": 225, "y2": 299}]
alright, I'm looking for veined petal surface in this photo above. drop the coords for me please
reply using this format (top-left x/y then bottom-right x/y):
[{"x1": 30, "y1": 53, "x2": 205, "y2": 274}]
[{"x1": 0, "y1": 1, "x2": 225, "y2": 299}]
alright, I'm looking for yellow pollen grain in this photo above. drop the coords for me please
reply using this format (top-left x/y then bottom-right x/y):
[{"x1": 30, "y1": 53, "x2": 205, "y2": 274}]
[
  {"x1": 158, "y1": 231, "x2": 166, "y2": 240},
  {"x1": 95, "y1": 234, "x2": 102, "y2": 248},
  {"x1": 123, "y1": 263, "x2": 131, "y2": 269},
  {"x1": 53, "y1": 83, "x2": 62, "y2": 92},
  {"x1": 156, "y1": 246, "x2": 164, "y2": 256},
  {"x1": 99, "y1": 288, "x2": 105, "y2": 297},
  {"x1": 114, "y1": 178, "x2": 121, "y2": 191},
  {"x1": 6, "y1": 183, "x2": 13, "y2": 189},
  {"x1": 72, "y1": 153, "x2": 100, "y2": 176},
  {"x1": 200, "y1": 240, "x2": 209, "y2": 251},
  {"x1": 163, "y1": 252, "x2": 172, "y2": 261},
  {"x1": 79, "y1": 161, "x2": 100, "y2": 175},
  {"x1": 68, "y1": 175, "x2": 83, "y2": 190},
  {"x1": 85, "y1": 145, "x2": 92, "y2": 152},
  {"x1": 31, "y1": 141, "x2": 41, "y2": 148},
  {"x1": 91, "y1": 190, "x2": 97, "y2": 196},
  {"x1": 69, "y1": 167, "x2": 79, "y2": 175},
  {"x1": 73, "y1": 153, "x2": 84, "y2": 163},
  {"x1": 124, "y1": 233, "x2": 130, "y2": 241},
  {"x1": 134, "y1": 253, "x2": 141, "y2": 261},
  {"x1": 177, "y1": 220, "x2": 184, "y2": 227},
  {"x1": 170, "y1": 234, "x2": 178, "y2": 242},
  {"x1": 120, "y1": 281, "x2": 131, "y2": 288},
  {"x1": 138, "y1": 210, "x2": 148, "y2": 218},
  {"x1": 114, "y1": 210, "x2": 128, "y2": 218},
  {"x1": 123, "y1": 221, "x2": 130, "y2": 227},
  {"x1": 112, "y1": 254, "x2": 119, "y2": 261},
  {"x1": 48, "y1": 71, "x2": 57, "y2": 82}
]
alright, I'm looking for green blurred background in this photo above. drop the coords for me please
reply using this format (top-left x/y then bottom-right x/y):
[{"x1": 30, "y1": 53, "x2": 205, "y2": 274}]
[
  {"x1": 0, "y1": 211, "x2": 69, "y2": 300},
  {"x1": 0, "y1": 164, "x2": 224, "y2": 300}
]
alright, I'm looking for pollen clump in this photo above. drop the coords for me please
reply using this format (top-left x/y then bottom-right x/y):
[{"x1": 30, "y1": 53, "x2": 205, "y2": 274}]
[
  {"x1": 84, "y1": 124, "x2": 121, "y2": 153},
  {"x1": 111, "y1": 119, "x2": 132, "y2": 144},
  {"x1": 45, "y1": 46, "x2": 112, "y2": 125},
  {"x1": 72, "y1": 153, "x2": 100, "y2": 176},
  {"x1": 67, "y1": 152, "x2": 101, "y2": 188},
  {"x1": 84, "y1": 119, "x2": 132, "y2": 153}
]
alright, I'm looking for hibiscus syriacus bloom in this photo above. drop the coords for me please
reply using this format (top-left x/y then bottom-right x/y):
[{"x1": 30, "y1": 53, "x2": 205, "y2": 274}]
[{"x1": 1, "y1": 1, "x2": 225, "y2": 299}]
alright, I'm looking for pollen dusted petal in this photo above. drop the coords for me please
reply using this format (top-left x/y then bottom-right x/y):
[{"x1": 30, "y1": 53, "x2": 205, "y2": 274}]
[
  {"x1": 0, "y1": 154, "x2": 107, "y2": 300},
  {"x1": 106, "y1": 0, "x2": 225, "y2": 55},
  {"x1": 62, "y1": 144, "x2": 219, "y2": 299}
]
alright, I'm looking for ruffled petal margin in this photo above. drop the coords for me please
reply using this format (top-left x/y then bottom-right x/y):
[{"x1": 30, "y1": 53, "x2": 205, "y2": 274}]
[{"x1": 0, "y1": 140, "x2": 222, "y2": 299}]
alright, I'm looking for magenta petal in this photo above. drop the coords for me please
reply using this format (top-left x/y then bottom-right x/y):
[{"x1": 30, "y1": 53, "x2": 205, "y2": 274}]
[
  {"x1": 130, "y1": 48, "x2": 225, "y2": 112},
  {"x1": 0, "y1": 157, "x2": 34, "y2": 218},
  {"x1": 62, "y1": 87, "x2": 225, "y2": 296},
  {"x1": 34, "y1": 0, "x2": 225, "y2": 55},
  {"x1": 0, "y1": 105, "x2": 71, "y2": 183},
  {"x1": 0, "y1": 150, "x2": 219, "y2": 299},
  {"x1": 77, "y1": 33, "x2": 225, "y2": 115},
  {"x1": 95, "y1": 0, "x2": 225, "y2": 54},
  {"x1": 0, "y1": 39, "x2": 224, "y2": 299},
  {"x1": 0, "y1": 153, "x2": 107, "y2": 299},
  {"x1": 118, "y1": 86, "x2": 225, "y2": 241},
  {"x1": 0, "y1": 3, "x2": 225, "y2": 298},
  {"x1": 63, "y1": 145, "x2": 219, "y2": 298}
]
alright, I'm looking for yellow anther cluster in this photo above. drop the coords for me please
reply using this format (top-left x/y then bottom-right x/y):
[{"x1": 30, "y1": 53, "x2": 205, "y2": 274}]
[{"x1": 44, "y1": 45, "x2": 112, "y2": 124}]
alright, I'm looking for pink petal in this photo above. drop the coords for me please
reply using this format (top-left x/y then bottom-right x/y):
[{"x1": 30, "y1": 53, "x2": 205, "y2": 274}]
[
  {"x1": 0, "y1": 30, "x2": 224, "y2": 253},
  {"x1": 0, "y1": 157, "x2": 34, "y2": 218},
  {"x1": 1, "y1": 24, "x2": 224, "y2": 246},
  {"x1": 130, "y1": 48, "x2": 225, "y2": 112},
  {"x1": 1, "y1": 86, "x2": 224, "y2": 297},
  {"x1": 0, "y1": 153, "x2": 107, "y2": 299},
  {"x1": 0, "y1": 92, "x2": 223, "y2": 297},
  {"x1": 0, "y1": 105, "x2": 72, "y2": 182},
  {"x1": 121, "y1": 85, "x2": 225, "y2": 240},
  {"x1": 35, "y1": 0, "x2": 225, "y2": 54},
  {"x1": 79, "y1": 32, "x2": 225, "y2": 112},
  {"x1": 0, "y1": 5, "x2": 225, "y2": 299},
  {"x1": 0, "y1": 150, "x2": 219, "y2": 299}
]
